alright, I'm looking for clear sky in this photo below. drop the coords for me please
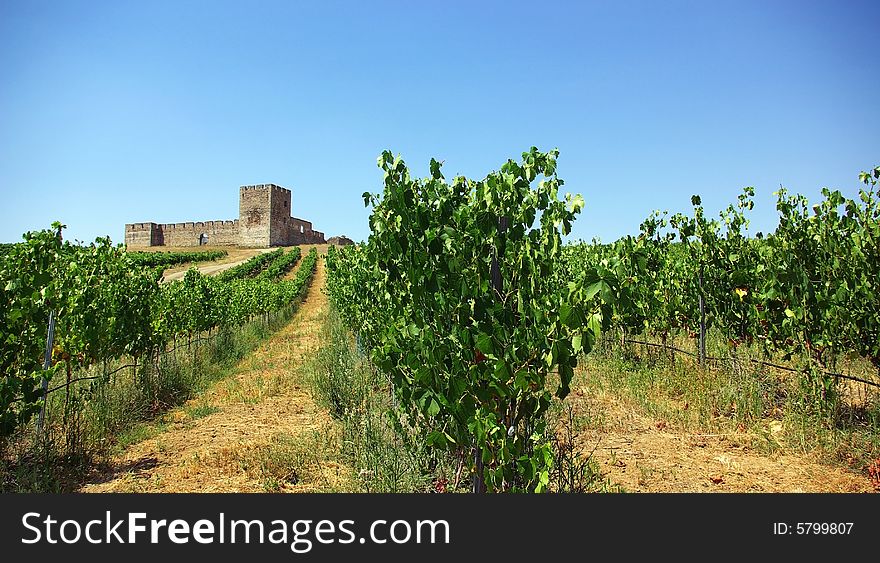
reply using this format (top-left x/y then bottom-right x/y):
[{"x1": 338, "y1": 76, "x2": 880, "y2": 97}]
[{"x1": 1, "y1": 0, "x2": 877, "y2": 245}]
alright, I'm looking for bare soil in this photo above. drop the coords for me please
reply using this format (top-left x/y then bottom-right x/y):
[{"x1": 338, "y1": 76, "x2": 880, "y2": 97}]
[{"x1": 566, "y1": 384, "x2": 875, "y2": 492}]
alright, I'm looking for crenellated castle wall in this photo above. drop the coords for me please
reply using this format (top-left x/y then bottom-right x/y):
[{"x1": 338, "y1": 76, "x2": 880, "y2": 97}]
[
  {"x1": 124, "y1": 184, "x2": 325, "y2": 248},
  {"x1": 125, "y1": 220, "x2": 239, "y2": 248}
]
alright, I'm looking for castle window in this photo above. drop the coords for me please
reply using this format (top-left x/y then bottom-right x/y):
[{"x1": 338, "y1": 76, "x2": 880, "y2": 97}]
[{"x1": 199, "y1": 233, "x2": 209, "y2": 245}]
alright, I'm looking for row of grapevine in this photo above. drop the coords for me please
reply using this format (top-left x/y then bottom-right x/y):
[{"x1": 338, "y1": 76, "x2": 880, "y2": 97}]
[
  {"x1": 561, "y1": 166, "x2": 880, "y2": 393},
  {"x1": 215, "y1": 248, "x2": 284, "y2": 281},
  {"x1": 256, "y1": 247, "x2": 302, "y2": 280},
  {"x1": 126, "y1": 249, "x2": 228, "y2": 268},
  {"x1": 0, "y1": 225, "x2": 318, "y2": 439},
  {"x1": 327, "y1": 148, "x2": 607, "y2": 492},
  {"x1": 154, "y1": 248, "x2": 317, "y2": 337}
]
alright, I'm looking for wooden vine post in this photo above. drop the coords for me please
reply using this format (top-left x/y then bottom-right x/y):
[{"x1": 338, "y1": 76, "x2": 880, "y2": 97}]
[
  {"x1": 36, "y1": 310, "x2": 56, "y2": 433},
  {"x1": 698, "y1": 266, "x2": 707, "y2": 366}
]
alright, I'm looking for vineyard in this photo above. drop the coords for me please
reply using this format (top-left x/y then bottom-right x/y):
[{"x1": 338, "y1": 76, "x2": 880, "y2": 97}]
[
  {"x1": 0, "y1": 229, "x2": 317, "y2": 487},
  {"x1": 559, "y1": 174, "x2": 880, "y2": 373},
  {"x1": 325, "y1": 151, "x2": 880, "y2": 492},
  {"x1": 1, "y1": 152, "x2": 879, "y2": 493}
]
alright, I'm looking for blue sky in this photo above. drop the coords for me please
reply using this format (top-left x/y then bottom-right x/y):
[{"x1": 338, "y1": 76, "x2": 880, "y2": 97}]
[{"x1": 1, "y1": 0, "x2": 877, "y2": 245}]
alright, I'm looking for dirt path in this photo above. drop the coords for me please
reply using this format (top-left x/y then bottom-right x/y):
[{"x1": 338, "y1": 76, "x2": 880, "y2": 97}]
[
  {"x1": 81, "y1": 257, "x2": 347, "y2": 492},
  {"x1": 567, "y1": 386, "x2": 874, "y2": 492}
]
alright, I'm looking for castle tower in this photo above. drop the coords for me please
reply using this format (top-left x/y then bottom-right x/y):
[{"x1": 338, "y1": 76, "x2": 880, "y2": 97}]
[
  {"x1": 238, "y1": 184, "x2": 292, "y2": 247},
  {"x1": 239, "y1": 185, "x2": 269, "y2": 247}
]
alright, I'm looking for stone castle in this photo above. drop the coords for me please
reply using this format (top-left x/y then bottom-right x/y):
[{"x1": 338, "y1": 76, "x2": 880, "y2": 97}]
[{"x1": 125, "y1": 184, "x2": 325, "y2": 248}]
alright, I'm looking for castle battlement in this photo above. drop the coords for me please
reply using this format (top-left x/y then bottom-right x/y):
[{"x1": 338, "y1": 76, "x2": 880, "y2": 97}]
[
  {"x1": 125, "y1": 222, "x2": 158, "y2": 231},
  {"x1": 240, "y1": 184, "x2": 290, "y2": 193}
]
